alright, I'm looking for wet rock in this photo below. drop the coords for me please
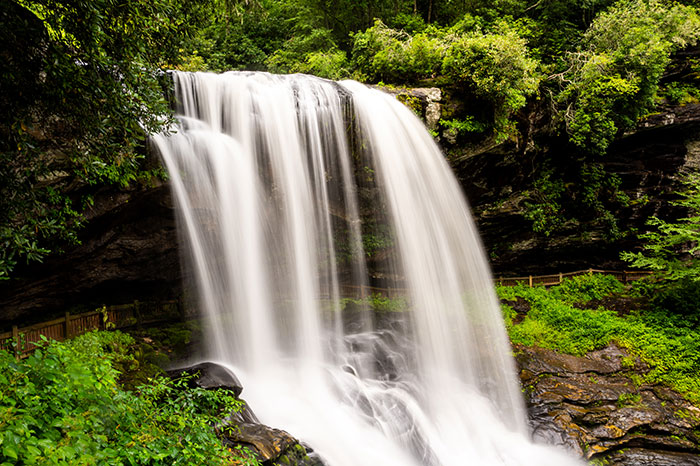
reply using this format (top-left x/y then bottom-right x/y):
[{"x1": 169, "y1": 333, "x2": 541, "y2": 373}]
[
  {"x1": 379, "y1": 86, "x2": 442, "y2": 130},
  {"x1": 516, "y1": 344, "x2": 700, "y2": 464},
  {"x1": 605, "y1": 448, "x2": 700, "y2": 465},
  {"x1": 223, "y1": 423, "x2": 297, "y2": 462},
  {"x1": 167, "y1": 361, "x2": 244, "y2": 397},
  {"x1": 167, "y1": 362, "x2": 324, "y2": 466},
  {"x1": 221, "y1": 422, "x2": 325, "y2": 466}
]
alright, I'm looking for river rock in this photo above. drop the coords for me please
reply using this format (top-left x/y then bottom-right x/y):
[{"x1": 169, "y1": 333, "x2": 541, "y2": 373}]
[
  {"x1": 516, "y1": 344, "x2": 700, "y2": 464},
  {"x1": 221, "y1": 422, "x2": 324, "y2": 466}
]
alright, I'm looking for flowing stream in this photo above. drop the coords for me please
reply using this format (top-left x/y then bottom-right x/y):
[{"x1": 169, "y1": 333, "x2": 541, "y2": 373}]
[{"x1": 151, "y1": 71, "x2": 582, "y2": 466}]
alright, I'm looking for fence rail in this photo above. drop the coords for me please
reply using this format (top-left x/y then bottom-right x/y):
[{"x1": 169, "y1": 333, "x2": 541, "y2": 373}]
[
  {"x1": 494, "y1": 268, "x2": 653, "y2": 287},
  {"x1": 0, "y1": 300, "x2": 181, "y2": 360},
  {"x1": 0, "y1": 269, "x2": 653, "y2": 359}
]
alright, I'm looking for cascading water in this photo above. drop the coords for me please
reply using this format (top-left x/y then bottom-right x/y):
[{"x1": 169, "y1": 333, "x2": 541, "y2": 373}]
[{"x1": 152, "y1": 71, "x2": 582, "y2": 466}]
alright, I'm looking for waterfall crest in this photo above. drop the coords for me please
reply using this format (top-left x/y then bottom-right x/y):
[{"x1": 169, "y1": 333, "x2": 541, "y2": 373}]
[{"x1": 151, "y1": 71, "x2": 581, "y2": 466}]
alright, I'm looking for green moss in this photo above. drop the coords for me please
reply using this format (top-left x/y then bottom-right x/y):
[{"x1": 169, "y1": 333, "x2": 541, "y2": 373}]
[
  {"x1": 396, "y1": 93, "x2": 423, "y2": 117},
  {"x1": 617, "y1": 393, "x2": 642, "y2": 408}
]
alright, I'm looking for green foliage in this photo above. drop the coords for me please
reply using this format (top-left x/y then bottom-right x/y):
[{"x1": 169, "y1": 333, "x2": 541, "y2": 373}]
[
  {"x1": 552, "y1": 273, "x2": 626, "y2": 302},
  {"x1": 352, "y1": 18, "x2": 539, "y2": 138},
  {"x1": 523, "y1": 168, "x2": 566, "y2": 236},
  {"x1": 439, "y1": 117, "x2": 487, "y2": 136},
  {"x1": 350, "y1": 20, "x2": 445, "y2": 83},
  {"x1": 522, "y1": 161, "x2": 630, "y2": 240},
  {"x1": 622, "y1": 173, "x2": 700, "y2": 281},
  {"x1": 267, "y1": 28, "x2": 350, "y2": 79},
  {"x1": 1, "y1": 0, "x2": 203, "y2": 278},
  {"x1": 558, "y1": 0, "x2": 700, "y2": 154},
  {"x1": 662, "y1": 82, "x2": 700, "y2": 105},
  {"x1": 498, "y1": 274, "x2": 700, "y2": 404},
  {"x1": 341, "y1": 293, "x2": 408, "y2": 313},
  {"x1": 442, "y1": 27, "x2": 540, "y2": 138},
  {"x1": 174, "y1": 0, "x2": 291, "y2": 72},
  {"x1": 0, "y1": 331, "x2": 256, "y2": 465},
  {"x1": 648, "y1": 279, "x2": 700, "y2": 328}
]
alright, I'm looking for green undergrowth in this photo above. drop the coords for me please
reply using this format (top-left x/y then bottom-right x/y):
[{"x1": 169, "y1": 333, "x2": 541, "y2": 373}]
[
  {"x1": 498, "y1": 274, "x2": 700, "y2": 405},
  {"x1": 0, "y1": 331, "x2": 259, "y2": 466},
  {"x1": 340, "y1": 293, "x2": 409, "y2": 313}
]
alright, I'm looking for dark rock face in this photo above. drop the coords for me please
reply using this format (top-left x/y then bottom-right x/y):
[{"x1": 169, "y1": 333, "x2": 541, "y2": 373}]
[
  {"x1": 517, "y1": 344, "x2": 700, "y2": 465},
  {"x1": 456, "y1": 105, "x2": 700, "y2": 276},
  {"x1": 0, "y1": 183, "x2": 181, "y2": 326}
]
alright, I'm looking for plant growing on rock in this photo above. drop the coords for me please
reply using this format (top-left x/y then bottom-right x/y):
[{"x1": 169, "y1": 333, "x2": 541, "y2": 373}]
[
  {"x1": 0, "y1": 331, "x2": 258, "y2": 465},
  {"x1": 622, "y1": 173, "x2": 700, "y2": 282}
]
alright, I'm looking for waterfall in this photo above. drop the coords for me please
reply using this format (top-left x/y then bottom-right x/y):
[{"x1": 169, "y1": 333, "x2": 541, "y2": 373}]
[{"x1": 151, "y1": 71, "x2": 581, "y2": 466}]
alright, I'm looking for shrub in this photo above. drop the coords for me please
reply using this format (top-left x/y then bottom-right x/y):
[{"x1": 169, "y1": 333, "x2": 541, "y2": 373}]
[
  {"x1": 266, "y1": 28, "x2": 350, "y2": 80},
  {"x1": 559, "y1": 0, "x2": 700, "y2": 154},
  {"x1": 0, "y1": 331, "x2": 257, "y2": 465},
  {"x1": 442, "y1": 29, "x2": 540, "y2": 127},
  {"x1": 350, "y1": 20, "x2": 444, "y2": 83}
]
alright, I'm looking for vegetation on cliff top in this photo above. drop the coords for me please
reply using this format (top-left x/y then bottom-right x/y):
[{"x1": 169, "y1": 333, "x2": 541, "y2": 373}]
[{"x1": 3, "y1": 0, "x2": 700, "y2": 276}]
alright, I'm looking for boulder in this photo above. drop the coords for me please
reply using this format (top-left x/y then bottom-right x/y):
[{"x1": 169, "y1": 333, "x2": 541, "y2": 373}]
[
  {"x1": 167, "y1": 361, "x2": 244, "y2": 397},
  {"x1": 167, "y1": 361, "x2": 325, "y2": 466},
  {"x1": 516, "y1": 344, "x2": 700, "y2": 464}
]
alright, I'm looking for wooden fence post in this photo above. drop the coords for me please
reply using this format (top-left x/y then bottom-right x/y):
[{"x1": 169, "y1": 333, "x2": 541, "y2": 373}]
[
  {"x1": 528, "y1": 275, "x2": 533, "y2": 287},
  {"x1": 623, "y1": 270, "x2": 628, "y2": 284},
  {"x1": 559, "y1": 272, "x2": 563, "y2": 284},
  {"x1": 134, "y1": 300, "x2": 141, "y2": 327},
  {"x1": 98, "y1": 307, "x2": 105, "y2": 331},
  {"x1": 64, "y1": 312, "x2": 71, "y2": 340},
  {"x1": 12, "y1": 325, "x2": 19, "y2": 360}
]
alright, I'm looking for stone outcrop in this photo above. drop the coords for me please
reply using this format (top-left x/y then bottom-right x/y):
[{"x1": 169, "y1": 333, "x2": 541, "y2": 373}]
[
  {"x1": 167, "y1": 362, "x2": 244, "y2": 397},
  {"x1": 455, "y1": 102, "x2": 700, "y2": 275},
  {"x1": 167, "y1": 362, "x2": 325, "y2": 466},
  {"x1": 373, "y1": 85, "x2": 442, "y2": 131},
  {"x1": 517, "y1": 344, "x2": 700, "y2": 465}
]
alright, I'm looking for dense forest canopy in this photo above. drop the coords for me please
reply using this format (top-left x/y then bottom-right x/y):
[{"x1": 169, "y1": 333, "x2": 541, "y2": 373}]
[{"x1": 2, "y1": 0, "x2": 700, "y2": 278}]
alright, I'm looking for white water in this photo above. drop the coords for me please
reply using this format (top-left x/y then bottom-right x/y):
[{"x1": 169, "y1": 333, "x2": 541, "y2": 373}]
[{"x1": 152, "y1": 71, "x2": 582, "y2": 466}]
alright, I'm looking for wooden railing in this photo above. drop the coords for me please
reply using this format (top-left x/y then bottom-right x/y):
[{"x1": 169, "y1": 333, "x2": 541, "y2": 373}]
[
  {"x1": 495, "y1": 269, "x2": 653, "y2": 287},
  {"x1": 0, "y1": 269, "x2": 653, "y2": 359},
  {"x1": 0, "y1": 300, "x2": 181, "y2": 360}
]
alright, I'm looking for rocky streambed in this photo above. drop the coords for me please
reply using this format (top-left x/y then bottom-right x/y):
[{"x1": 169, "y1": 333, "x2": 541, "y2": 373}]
[
  {"x1": 171, "y1": 346, "x2": 700, "y2": 466},
  {"x1": 518, "y1": 344, "x2": 700, "y2": 465}
]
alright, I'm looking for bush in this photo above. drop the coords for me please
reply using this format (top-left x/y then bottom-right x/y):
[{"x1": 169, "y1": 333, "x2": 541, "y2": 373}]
[
  {"x1": 351, "y1": 19, "x2": 540, "y2": 139},
  {"x1": 0, "y1": 331, "x2": 257, "y2": 465},
  {"x1": 266, "y1": 28, "x2": 350, "y2": 79},
  {"x1": 650, "y1": 279, "x2": 700, "y2": 327},
  {"x1": 559, "y1": 0, "x2": 700, "y2": 154},
  {"x1": 350, "y1": 20, "x2": 444, "y2": 83},
  {"x1": 442, "y1": 29, "x2": 540, "y2": 130}
]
